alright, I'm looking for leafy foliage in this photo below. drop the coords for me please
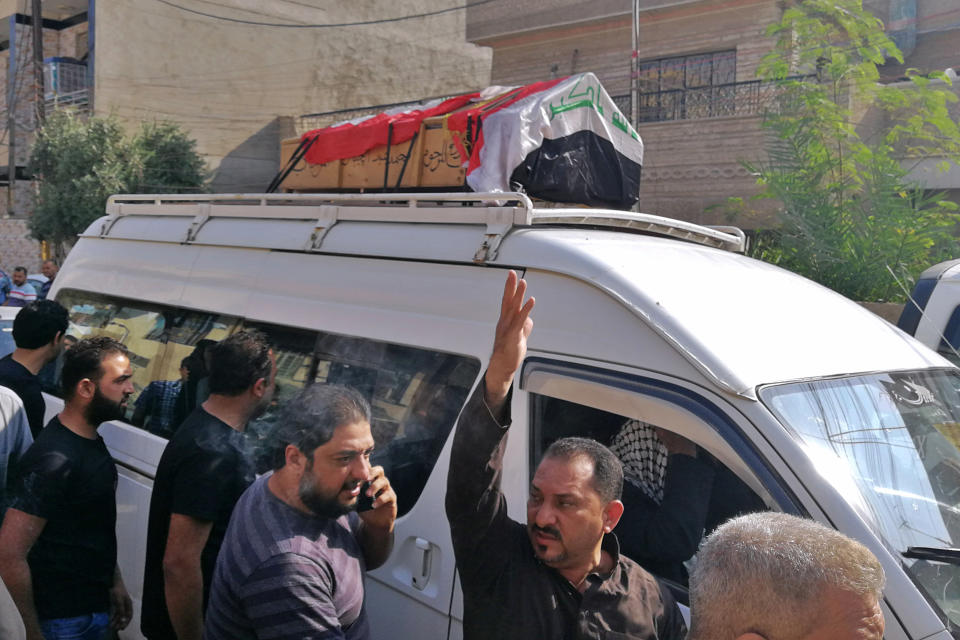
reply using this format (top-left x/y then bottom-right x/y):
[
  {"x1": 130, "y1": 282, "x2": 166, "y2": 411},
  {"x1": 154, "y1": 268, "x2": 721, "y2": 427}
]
[
  {"x1": 28, "y1": 111, "x2": 207, "y2": 251},
  {"x1": 741, "y1": 0, "x2": 960, "y2": 301}
]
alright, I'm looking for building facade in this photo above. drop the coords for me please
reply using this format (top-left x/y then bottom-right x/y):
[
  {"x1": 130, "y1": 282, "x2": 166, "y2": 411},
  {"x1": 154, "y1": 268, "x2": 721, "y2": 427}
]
[
  {"x1": 467, "y1": 0, "x2": 960, "y2": 227},
  {"x1": 0, "y1": 0, "x2": 492, "y2": 269}
]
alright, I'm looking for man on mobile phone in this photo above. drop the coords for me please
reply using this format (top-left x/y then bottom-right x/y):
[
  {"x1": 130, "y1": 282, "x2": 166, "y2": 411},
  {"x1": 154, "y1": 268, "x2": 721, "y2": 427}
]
[{"x1": 204, "y1": 383, "x2": 396, "y2": 640}]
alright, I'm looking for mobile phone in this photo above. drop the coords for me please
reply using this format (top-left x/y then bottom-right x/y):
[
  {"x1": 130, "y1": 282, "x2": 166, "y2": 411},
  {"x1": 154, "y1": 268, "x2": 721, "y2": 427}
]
[{"x1": 357, "y1": 481, "x2": 375, "y2": 512}]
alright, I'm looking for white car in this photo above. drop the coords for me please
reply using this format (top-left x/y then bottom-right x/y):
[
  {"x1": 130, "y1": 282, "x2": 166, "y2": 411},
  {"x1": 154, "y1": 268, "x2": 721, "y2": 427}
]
[{"x1": 0, "y1": 306, "x2": 19, "y2": 358}]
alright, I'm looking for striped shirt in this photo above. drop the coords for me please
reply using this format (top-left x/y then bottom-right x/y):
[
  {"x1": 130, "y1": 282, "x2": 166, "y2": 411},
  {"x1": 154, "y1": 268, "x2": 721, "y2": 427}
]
[
  {"x1": 204, "y1": 473, "x2": 370, "y2": 640},
  {"x1": 5, "y1": 284, "x2": 36, "y2": 307}
]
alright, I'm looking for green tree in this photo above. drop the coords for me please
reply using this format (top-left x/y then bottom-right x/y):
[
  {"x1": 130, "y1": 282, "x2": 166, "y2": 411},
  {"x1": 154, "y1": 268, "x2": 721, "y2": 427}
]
[
  {"x1": 28, "y1": 111, "x2": 207, "y2": 253},
  {"x1": 741, "y1": 0, "x2": 960, "y2": 301}
]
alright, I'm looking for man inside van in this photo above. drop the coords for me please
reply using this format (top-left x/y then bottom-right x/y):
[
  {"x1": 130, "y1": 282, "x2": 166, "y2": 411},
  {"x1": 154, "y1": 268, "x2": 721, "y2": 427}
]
[
  {"x1": 0, "y1": 300, "x2": 69, "y2": 437},
  {"x1": 0, "y1": 336, "x2": 135, "y2": 640},
  {"x1": 204, "y1": 383, "x2": 396, "y2": 639},
  {"x1": 141, "y1": 330, "x2": 276, "y2": 640},
  {"x1": 688, "y1": 512, "x2": 885, "y2": 640},
  {"x1": 446, "y1": 272, "x2": 686, "y2": 639}
]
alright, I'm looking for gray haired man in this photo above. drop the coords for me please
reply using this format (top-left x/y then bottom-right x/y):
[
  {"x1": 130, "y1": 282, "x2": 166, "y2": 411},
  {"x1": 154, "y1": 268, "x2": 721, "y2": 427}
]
[{"x1": 688, "y1": 512, "x2": 885, "y2": 640}]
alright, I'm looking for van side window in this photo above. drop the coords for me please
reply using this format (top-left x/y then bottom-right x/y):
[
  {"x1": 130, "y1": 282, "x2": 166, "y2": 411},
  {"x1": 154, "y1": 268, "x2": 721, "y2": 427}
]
[
  {"x1": 313, "y1": 334, "x2": 480, "y2": 516},
  {"x1": 56, "y1": 291, "x2": 169, "y2": 410},
  {"x1": 244, "y1": 323, "x2": 319, "y2": 469},
  {"x1": 53, "y1": 290, "x2": 480, "y2": 515},
  {"x1": 142, "y1": 310, "x2": 239, "y2": 436},
  {"x1": 54, "y1": 290, "x2": 240, "y2": 435},
  {"x1": 530, "y1": 393, "x2": 766, "y2": 591}
]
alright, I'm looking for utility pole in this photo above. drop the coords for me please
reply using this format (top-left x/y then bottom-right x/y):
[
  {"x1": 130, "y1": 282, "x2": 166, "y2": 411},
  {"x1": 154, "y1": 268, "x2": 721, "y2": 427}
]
[
  {"x1": 7, "y1": 15, "x2": 17, "y2": 217},
  {"x1": 32, "y1": 0, "x2": 44, "y2": 126}
]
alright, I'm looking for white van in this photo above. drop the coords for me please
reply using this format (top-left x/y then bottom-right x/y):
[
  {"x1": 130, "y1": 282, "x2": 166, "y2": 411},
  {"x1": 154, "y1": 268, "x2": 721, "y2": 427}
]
[{"x1": 44, "y1": 192, "x2": 959, "y2": 640}]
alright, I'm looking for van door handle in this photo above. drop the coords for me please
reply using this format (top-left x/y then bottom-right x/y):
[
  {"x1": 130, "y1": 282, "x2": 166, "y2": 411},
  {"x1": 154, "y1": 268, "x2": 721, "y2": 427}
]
[{"x1": 412, "y1": 537, "x2": 433, "y2": 590}]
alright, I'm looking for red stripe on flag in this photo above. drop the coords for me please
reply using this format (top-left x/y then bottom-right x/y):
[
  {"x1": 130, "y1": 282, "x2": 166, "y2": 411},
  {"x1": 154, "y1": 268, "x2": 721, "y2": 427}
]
[{"x1": 301, "y1": 93, "x2": 480, "y2": 166}]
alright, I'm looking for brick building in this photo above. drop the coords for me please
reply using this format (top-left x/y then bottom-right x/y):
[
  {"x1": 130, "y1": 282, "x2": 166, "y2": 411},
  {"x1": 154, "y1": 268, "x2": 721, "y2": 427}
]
[{"x1": 466, "y1": 0, "x2": 960, "y2": 227}]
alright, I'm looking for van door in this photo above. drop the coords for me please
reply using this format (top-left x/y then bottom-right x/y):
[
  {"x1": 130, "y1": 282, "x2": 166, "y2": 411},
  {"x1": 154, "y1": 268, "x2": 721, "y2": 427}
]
[
  {"x1": 444, "y1": 354, "x2": 794, "y2": 639},
  {"x1": 507, "y1": 356, "x2": 918, "y2": 640}
]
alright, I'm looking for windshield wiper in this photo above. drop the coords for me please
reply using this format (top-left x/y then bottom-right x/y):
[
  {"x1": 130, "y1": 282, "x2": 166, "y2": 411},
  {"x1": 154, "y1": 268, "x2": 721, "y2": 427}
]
[{"x1": 903, "y1": 546, "x2": 960, "y2": 565}]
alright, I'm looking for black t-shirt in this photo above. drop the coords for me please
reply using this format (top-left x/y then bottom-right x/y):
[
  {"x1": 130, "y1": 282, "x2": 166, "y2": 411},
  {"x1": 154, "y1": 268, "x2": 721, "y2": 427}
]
[
  {"x1": 141, "y1": 408, "x2": 255, "y2": 639},
  {"x1": 10, "y1": 417, "x2": 118, "y2": 619},
  {"x1": 0, "y1": 355, "x2": 44, "y2": 437}
]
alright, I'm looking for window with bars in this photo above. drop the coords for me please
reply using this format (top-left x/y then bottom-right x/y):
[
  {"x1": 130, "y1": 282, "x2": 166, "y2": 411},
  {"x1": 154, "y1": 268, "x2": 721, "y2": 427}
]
[{"x1": 637, "y1": 50, "x2": 737, "y2": 122}]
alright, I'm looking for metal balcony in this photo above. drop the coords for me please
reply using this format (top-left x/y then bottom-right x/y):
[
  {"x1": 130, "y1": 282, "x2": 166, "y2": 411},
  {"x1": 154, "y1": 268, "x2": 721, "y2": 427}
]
[{"x1": 615, "y1": 75, "x2": 815, "y2": 124}]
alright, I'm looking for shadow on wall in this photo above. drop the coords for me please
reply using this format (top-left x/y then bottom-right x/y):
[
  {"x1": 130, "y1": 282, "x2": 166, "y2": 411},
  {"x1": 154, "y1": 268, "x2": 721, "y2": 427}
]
[{"x1": 211, "y1": 116, "x2": 296, "y2": 193}]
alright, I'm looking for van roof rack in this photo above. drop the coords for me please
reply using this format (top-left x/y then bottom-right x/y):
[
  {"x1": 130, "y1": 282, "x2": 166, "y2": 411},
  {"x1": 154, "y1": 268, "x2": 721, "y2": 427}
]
[{"x1": 103, "y1": 192, "x2": 746, "y2": 258}]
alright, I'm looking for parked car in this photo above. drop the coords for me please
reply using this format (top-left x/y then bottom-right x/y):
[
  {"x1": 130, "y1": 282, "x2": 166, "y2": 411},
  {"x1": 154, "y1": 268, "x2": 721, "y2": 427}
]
[{"x1": 44, "y1": 193, "x2": 959, "y2": 640}]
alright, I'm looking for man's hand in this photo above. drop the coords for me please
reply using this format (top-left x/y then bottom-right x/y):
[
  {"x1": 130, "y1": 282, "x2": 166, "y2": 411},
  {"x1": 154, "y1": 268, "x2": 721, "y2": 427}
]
[
  {"x1": 359, "y1": 465, "x2": 397, "y2": 569},
  {"x1": 359, "y1": 465, "x2": 397, "y2": 532},
  {"x1": 0, "y1": 509, "x2": 46, "y2": 640},
  {"x1": 485, "y1": 271, "x2": 535, "y2": 413},
  {"x1": 109, "y1": 568, "x2": 133, "y2": 630}
]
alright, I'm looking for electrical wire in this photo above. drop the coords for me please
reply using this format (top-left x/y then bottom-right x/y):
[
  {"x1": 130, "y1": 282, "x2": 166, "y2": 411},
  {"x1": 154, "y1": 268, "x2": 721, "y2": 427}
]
[{"x1": 148, "y1": 0, "x2": 494, "y2": 28}]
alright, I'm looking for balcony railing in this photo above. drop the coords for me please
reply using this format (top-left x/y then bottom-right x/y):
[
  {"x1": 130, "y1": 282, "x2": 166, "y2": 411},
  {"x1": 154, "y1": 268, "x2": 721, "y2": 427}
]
[
  {"x1": 43, "y1": 58, "x2": 90, "y2": 113},
  {"x1": 615, "y1": 75, "x2": 815, "y2": 124},
  {"x1": 44, "y1": 88, "x2": 89, "y2": 112}
]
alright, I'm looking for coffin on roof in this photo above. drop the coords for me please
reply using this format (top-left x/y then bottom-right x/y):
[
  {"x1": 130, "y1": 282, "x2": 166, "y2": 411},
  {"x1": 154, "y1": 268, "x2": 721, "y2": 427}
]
[{"x1": 278, "y1": 73, "x2": 644, "y2": 209}]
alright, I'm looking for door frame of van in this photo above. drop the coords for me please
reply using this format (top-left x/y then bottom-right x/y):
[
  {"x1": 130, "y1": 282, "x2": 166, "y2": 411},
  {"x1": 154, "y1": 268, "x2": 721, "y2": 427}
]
[{"x1": 520, "y1": 356, "x2": 802, "y2": 513}]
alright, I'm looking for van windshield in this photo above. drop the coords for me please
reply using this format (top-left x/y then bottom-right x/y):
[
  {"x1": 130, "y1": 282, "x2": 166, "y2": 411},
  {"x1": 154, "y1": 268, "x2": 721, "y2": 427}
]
[{"x1": 761, "y1": 369, "x2": 960, "y2": 631}]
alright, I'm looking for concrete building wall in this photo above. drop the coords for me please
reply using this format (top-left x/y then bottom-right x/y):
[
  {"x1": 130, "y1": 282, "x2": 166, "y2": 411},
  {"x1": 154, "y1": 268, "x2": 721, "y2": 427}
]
[
  {"x1": 468, "y1": 0, "x2": 960, "y2": 228},
  {"x1": 472, "y1": 0, "x2": 778, "y2": 226},
  {"x1": 486, "y1": 16, "x2": 632, "y2": 94},
  {"x1": 0, "y1": 216, "x2": 41, "y2": 272},
  {"x1": 94, "y1": 0, "x2": 492, "y2": 192}
]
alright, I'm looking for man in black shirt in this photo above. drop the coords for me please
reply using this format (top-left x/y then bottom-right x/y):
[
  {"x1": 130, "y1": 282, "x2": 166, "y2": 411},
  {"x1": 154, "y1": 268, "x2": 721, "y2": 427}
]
[
  {"x1": 446, "y1": 272, "x2": 686, "y2": 640},
  {"x1": 0, "y1": 300, "x2": 69, "y2": 437},
  {"x1": 142, "y1": 330, "x2": 276, "y2": 640},
  {"x1": 0, "y1": 336, "x2": 135, "y2": 640}
]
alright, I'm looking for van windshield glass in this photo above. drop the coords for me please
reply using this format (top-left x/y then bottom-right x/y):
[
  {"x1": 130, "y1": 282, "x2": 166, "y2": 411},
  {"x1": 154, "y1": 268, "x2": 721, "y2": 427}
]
[{"x1": 761, "y1": 369, "x2": 960, "y2": 631}]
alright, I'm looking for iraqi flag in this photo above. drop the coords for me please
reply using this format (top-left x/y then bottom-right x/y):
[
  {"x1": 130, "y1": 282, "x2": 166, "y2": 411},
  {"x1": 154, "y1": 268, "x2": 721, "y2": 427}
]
[{"x1": 450, "y1": 73, "x2": 644, "y2": 209}]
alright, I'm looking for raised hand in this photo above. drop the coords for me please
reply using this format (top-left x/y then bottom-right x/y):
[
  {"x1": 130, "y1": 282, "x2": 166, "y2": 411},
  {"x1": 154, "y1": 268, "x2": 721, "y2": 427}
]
[{"x1": 484, "y1": 271, "x2": 535, "y2": 412}]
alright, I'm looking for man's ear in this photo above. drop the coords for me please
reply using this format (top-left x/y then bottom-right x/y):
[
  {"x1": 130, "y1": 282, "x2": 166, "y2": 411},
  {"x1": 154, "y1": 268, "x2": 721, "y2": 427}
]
[
  {"x1": 252, "y1": 376, "x2": 267, "y2": 398},
  {"x1": 76, "y1": 378, "x2": 96, "y2": 401},
  {"x1": 283, "y1": 444, "x2": 309, "y2": 473},
  {"x1": 602, "y1": 499, "x2": 625, "y2": 533}
]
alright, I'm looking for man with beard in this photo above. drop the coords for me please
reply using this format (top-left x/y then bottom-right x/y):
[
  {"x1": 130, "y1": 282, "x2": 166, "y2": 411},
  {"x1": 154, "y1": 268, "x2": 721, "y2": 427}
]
[
  {"x1": 141, "y1": 330, "x2": 276, "y2": 640},
  {"x1": 0, "y1": 336, "x2": 135, "y2": 640},
  {"x1": 204, "y1": 383, "x2": 396, "y2": 640},
  {"x1": 446, "y1": 272, "x2": 686, "y2": 640}
]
